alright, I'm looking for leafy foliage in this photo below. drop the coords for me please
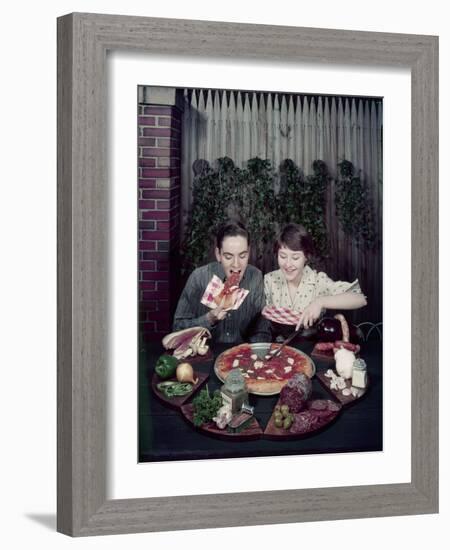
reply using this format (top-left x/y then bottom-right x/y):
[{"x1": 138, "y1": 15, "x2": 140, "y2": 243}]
[
  {"x1": 277, "y1": 159, "x2": 304, "y2": 225},
  {"x1": 181, "y1": 157, "x2": 376, "y2": 273},
  {"x1": 278, "y1": 159, "x2": 330, "y2": 258},
  {"x1": 181, "y1": 157, "x2": 278, "y2": 272},
  {"x1": 233, "y1": 158, "x2": 278, "y2": 265},
  {"x1": 192, "y1": 386, "x2": 223, "y2": 427},
  {"x1": 335, "y1": 160, "x2": 376, "y2": 248},
  {"x1": 180, "y1": 157, "x2": 233, "y2": 271}
]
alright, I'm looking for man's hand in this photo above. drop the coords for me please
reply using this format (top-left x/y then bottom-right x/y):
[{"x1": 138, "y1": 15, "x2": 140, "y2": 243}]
[
  {"x1": 295, "y1": 298, "x2": 324, "y2": 330},
  {"x1": 207, "y1": 291, "x2": 238, "y2": 325}
]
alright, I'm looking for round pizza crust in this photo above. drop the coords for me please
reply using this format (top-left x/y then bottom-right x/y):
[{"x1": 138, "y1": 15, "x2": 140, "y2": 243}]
[{"x1": 214, "y1": 343, "x2": 315, "y2": 396}]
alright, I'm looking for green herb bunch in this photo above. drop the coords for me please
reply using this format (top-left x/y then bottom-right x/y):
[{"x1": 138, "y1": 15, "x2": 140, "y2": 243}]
[
  {"x1": 192, "y1": 386, "x2": 223, "y2": 427},
  {"x1": 335, "y1": 160, "x2": 376, "y2": 248}
]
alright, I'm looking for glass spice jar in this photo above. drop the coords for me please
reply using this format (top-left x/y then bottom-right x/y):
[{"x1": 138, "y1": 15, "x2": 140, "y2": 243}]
[
  {"x1": 352, "y1": 358, "x2": 368, "y2": 389},
  {"x1": 220, "y1": 368, "x2": 248, "y2": 414}
]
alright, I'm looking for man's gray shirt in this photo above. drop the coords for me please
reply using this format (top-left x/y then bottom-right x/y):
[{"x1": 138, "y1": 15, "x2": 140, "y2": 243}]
[{"x1": 173, "y1": 262, "x2": 270, "y2": 344}]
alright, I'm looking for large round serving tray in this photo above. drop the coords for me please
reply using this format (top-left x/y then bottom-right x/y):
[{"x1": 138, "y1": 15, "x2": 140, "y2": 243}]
[{"x1": 214, "y1": 342, "x2": 316, "y2": 396}]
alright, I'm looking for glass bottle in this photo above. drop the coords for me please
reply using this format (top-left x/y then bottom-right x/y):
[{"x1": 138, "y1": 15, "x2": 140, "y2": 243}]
[
  {"x1": 352, "y1": 358, "x2": 368, "y2": 389},
  {"x1": 220, "y1": 368, "x2": 248, "y2": 414}
]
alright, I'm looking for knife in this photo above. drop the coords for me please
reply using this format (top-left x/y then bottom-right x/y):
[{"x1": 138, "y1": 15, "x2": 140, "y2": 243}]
[{"x1": 265, "y1": 327, "x2": 302, "y2": 361}]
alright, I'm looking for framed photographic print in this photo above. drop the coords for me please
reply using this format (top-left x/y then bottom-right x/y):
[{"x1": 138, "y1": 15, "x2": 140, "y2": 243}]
[
  {"x1": 57, "y1": 13, "x2": 438, "y2": 536},
  {"x1": 137, "y1": 83, "x2": 383, "y2": 464}
]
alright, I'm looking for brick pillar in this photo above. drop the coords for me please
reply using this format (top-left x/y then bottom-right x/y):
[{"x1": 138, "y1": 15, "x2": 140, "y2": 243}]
[{"x1": 138, "y1": 87, "x2": 184, "y2": 342}]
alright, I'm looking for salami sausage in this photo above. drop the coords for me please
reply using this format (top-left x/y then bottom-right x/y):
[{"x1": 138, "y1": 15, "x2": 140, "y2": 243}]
[
  {"x1": 315, "y1": 342, "x2": 335, "y2": 351},
  {"x1": 334, "y1": 314, "x2": 350, "y2": 342},
  {"x1": 328, "y1": 401, "x2": 341, "y2": 412},
  {"x1": 308, "y1": 399, "x2": 328, "y2": 411},
  {"x1": 333, "y1": 340, "x2": 360, "y2": 353}
]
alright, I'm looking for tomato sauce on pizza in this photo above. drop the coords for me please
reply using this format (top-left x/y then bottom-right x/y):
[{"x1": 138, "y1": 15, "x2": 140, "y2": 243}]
[
  {"x1": 214, "y1": 271, "x2": 240, "y2": 309},
  {"x1": 215, "y1": 344, "x2": 314, "y2": 394}
]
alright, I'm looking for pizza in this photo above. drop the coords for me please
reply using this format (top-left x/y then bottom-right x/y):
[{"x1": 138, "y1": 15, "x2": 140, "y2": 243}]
[
  {"x1": 214, "y1": 271, "x2": 240, "y2": 309},
  {"x1": 215, "y1": 343, "x2": 315, "y2": 395}
]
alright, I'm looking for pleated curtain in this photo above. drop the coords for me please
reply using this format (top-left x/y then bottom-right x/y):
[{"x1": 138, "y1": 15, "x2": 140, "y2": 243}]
[{"x1": 181, "y1": 89, "x2": 383, "y2": 323}]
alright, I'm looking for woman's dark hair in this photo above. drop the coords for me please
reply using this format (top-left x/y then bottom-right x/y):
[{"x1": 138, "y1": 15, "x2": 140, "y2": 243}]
[
  {"x1": 275, "y1": 223, "x2": 315, "y2": 260},
  {"x1": 216, "y1": 221, "x2": 250, "y2": 250}
]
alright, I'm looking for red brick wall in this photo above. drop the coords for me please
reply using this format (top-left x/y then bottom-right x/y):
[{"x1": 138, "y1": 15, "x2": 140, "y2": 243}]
[{"x1": 138, "y1": 104, "x2": 182, "y2": 342}]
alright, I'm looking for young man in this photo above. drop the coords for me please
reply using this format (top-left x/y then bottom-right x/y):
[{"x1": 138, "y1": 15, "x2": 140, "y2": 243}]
[{"x1": 173, "y1": 222, "x2": 270, "y2": 343}]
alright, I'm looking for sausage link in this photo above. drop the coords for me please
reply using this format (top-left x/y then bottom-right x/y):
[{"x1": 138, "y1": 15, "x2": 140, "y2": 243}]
[
  {"x1": 334, "y1": 314, "x2": 350, "y2": 342},
  {"x1": 334, "y1": 340, "x2": 360, "y2": 353},
  {"x1": 315, "y1": 342, "x2": 335, "y2": 351}
]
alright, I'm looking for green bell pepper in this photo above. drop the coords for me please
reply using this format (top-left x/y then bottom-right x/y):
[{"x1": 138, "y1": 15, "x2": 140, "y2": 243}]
[
  {"x1": 155, "y1": 354, "x2": 178, "y2": 379},
  {"x1": 156, "y1": 381, "x2": 193, "y2": 398}
]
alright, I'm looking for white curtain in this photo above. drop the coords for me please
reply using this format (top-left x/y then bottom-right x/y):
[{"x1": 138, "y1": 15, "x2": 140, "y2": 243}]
[
  {"x1": 180, "y1": 89, "x2": 383, "y2": 322},
  {"x1": 181, "y1": 89, "x2": 382, "y2": 224}
]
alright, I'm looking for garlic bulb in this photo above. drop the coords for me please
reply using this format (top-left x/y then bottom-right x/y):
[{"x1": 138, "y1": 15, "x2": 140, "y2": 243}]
[
  {"x1": 213, "y1": 404, "x2": 233, "y2": 429},
  {"x1": 334, "y1": 348, "x2": 356, "y2": 380}
]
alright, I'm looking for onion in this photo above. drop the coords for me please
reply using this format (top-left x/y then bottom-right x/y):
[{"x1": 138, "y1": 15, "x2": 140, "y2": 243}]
[{"x1": 176, "y1": 362, "x2": 198, "y2": 384}]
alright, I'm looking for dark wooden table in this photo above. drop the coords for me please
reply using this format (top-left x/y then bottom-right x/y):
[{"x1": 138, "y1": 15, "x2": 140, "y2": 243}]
[{"x1": 139, "y1": 340, "x2": 382, "y2": 462}]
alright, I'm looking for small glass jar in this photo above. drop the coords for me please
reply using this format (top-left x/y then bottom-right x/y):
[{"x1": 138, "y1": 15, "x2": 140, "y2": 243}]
[
  {"x1": 352, "y1": 358, "x2": 368, "y2": 389},
  {"x1": 220, "y1": 368, "x2": 248, "y2": 414}
]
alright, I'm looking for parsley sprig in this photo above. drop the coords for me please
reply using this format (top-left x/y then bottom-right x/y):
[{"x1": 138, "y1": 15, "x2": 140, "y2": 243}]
[{"x1": 192, "y1": 386, "x2": 223, "y2": 427}]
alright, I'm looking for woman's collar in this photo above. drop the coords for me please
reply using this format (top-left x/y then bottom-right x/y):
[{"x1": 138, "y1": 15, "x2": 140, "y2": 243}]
[{"x1": 301, "y1": 265, "x2": 316, "y2": 284}]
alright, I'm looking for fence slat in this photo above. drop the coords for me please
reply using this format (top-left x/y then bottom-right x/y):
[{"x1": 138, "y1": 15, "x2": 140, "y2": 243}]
[
  {"x1": 317, "y1": 96, "x2": 324, "y2": 160},
  {"x1": 295, "y1": 96, "x2": 302, "y2": 168},
  {"x1": 273, "y1": 94, "x2": 281, "y2": 172},
  {"x1": 257, "y1": 93, "x2": 267, "y2": 159},
  {"x1": 303, "y1": 96, "x2": 311, "y2": 173},
  {"x1": 280, "y1": 94, "x2": 288, "y2": 162}
]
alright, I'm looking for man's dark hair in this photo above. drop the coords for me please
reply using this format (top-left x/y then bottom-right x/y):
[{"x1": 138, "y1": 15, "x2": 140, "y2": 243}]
[{"x1": 216, "y1": 221, "x2": 250, "y2": 250}]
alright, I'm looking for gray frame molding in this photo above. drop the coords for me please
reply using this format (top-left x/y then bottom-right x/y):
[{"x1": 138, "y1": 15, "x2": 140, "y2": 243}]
[{"x1": 57, "y1": 13, "x2": 438, "y2": 536}]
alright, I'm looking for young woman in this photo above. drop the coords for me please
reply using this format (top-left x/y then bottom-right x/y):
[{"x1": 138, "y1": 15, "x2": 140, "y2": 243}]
[{"x1": 264, "y1": 223, "x2": 367, "y2": 331}]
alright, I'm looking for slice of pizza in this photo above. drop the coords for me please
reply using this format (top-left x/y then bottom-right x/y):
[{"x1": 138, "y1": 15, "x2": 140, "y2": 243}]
[{"x1": 214, "y1": 271, "x2": 240, "y2": 309}]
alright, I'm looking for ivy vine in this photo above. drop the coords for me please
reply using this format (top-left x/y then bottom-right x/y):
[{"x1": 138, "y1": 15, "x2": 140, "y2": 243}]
[
  {"x1": 278, "y1": 159, "x2": 330, "y2": 258},
  {"x1": 234, "y1": 158, "x2": 278, "y2": 265},
  {"x1": 181, "y1": 156, "x2": 377, "y2": 274},
  {"x1": 180, "y1": 157, "x2": 236, "y2": 272},
  {"x1": 335, "y1": 160, "x2": 377, "y2": 248},
  {"x1": 277, "y1": 159, "x2": 304, "y2": 225}
]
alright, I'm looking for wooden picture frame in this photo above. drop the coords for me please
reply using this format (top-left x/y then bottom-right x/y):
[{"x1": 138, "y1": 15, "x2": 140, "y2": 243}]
[{"x1": 57, "y1": 13, "x2": 438, "y2": 536}]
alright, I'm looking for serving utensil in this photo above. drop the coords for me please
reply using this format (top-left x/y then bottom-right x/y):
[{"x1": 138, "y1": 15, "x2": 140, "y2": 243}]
[{"x1": 265, "y1": 327, "x2": 302, "y2": 361}]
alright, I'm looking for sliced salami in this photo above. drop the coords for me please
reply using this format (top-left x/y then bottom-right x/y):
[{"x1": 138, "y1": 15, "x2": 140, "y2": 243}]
[
  {"x1": 291, "y1": 411, "x2": 317, "y2": 433},
  {"x1": 327, "y1": 401, "x2": 342, "y2": 412},
  {"x1": 286, "y1": 398, "x2": 341, "y2": 436},
  {"x1": 311, "y1": 409, "x2": 333, "y2": 419},
  {"x1": 308, "y1": 399, "x2": 329, "y2": 411}
]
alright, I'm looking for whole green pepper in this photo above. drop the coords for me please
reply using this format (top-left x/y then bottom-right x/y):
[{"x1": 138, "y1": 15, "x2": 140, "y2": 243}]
[{"x1": 155, "y1": 354, "x2": 178, "y2": 379}]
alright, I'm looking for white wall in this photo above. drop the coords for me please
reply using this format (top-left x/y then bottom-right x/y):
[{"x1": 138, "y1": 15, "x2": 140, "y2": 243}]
[{"x1": 0, "y1": 0, "x2": 447, "y2": 548}]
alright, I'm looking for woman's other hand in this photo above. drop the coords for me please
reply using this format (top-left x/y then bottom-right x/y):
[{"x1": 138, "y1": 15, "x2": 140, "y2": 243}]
[{"x1": 295, "y1": 298, "x2": 324, "y2": 330}]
